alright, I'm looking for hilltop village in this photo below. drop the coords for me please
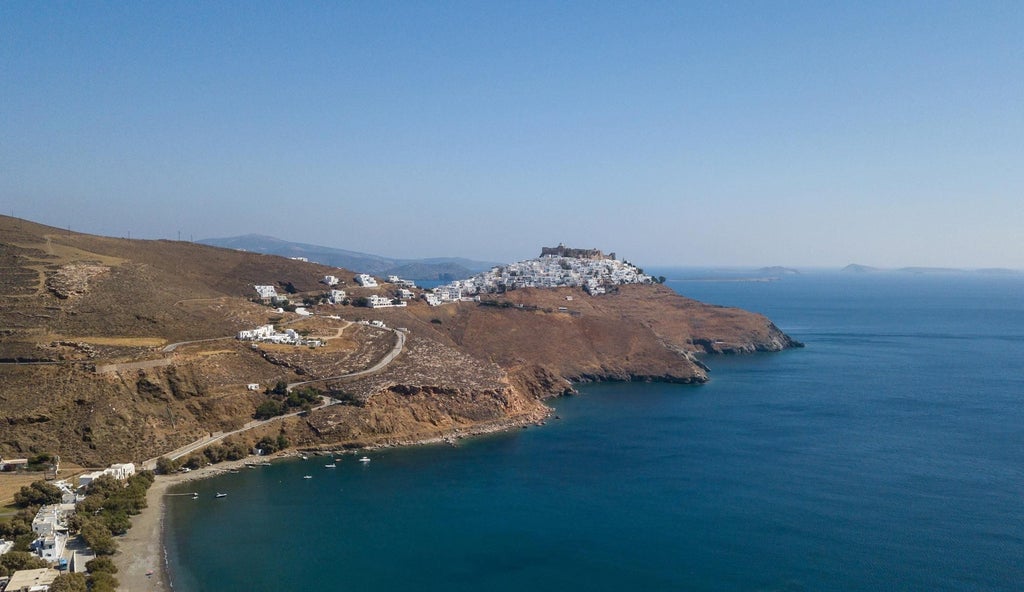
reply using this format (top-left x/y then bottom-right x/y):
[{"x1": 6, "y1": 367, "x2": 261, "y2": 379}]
[
  {"x1": 249, "y1": 245, "x2": 656, "y2": 314},
  {"x1": 428, "y1": 245, "x2": 656, "y2": 303},
  {"x1": 231, "y1": 245, "x2": 656, "y2": 348}
]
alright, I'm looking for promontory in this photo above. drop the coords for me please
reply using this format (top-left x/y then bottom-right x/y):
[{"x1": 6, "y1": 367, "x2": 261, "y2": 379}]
[{"x1": 0, "y1": 216, "x2": 801, "y2": 467}]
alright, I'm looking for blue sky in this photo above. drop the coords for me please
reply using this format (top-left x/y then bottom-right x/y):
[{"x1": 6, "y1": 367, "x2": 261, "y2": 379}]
[{"x1": 2, "y1": 2, "x2": 1022, "y2": 268}]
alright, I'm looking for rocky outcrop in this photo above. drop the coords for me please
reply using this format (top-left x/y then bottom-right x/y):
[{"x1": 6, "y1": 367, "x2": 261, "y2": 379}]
[{"x1": 45, "y1": 264, "x2": 110, "y2": 299}]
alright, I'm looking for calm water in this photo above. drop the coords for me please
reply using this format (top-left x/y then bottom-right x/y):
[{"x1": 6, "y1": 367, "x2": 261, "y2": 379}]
[{"x1": 165, "y1": 271, "x2": 1024, "y2": 591}]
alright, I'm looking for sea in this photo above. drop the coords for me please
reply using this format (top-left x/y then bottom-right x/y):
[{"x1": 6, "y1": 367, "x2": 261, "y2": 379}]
[{"x1": 164, "y1": 270, "x2": 1024, "y2": 592}]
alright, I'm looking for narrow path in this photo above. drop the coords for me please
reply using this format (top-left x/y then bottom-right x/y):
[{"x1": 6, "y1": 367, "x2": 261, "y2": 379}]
[{"x1": 161, "y1": 336, "x2": 232, "y2": 353}]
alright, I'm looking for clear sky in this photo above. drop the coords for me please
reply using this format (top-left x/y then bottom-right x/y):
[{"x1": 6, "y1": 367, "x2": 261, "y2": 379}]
[{"x1": 2, "y1": 2, "x2": 1022, "y2": 268}]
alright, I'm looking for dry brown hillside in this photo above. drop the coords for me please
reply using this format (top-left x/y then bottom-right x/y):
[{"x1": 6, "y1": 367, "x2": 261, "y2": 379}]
[{"x1": 0, "y1": 215, "x2": 800, "y2": 465}]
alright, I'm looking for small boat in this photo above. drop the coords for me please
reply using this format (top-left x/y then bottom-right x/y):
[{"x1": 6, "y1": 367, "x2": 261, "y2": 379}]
[
  {"x1": 215, "y1": 492, "x2": 227, "y2": 498},
  {"x1": 301, "y1": 455, "x2": 309, "y2": 460},
  {"x1": 324, "y1": 463, "x2": 336, "y2": 468},
  {"x1": 303, "y1": 475, "x2": 312, "y2": 479},
  {"x1": 359, "y1": 457, "x2": 371, "y2": 463},
  {"x1": 191, "y1": 494, "x2": 199, "y2": 500},
  {"x1": 259, "y1": 462, "x2": 272, "y2": 466},
  {"x1": 334, "y1": 458, "x2": 343, "y2": 463}
]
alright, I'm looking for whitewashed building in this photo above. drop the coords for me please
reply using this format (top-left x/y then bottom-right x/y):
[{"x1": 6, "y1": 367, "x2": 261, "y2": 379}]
[
  {"x1": 254, "y1": 285, "x2": 279, "y2": 301},
  {"x1": 238, "y1": 324, "x2": 276, "y2": 340},
  {"x1": 78, "y1": 463, "x2": 136, "y2": 488},
  {"x1": 367, "y1": 295, "x2": 407, "y2": 308},
  {"x1": 354, "y1": 274, "x2": 378, "y2": 287}
]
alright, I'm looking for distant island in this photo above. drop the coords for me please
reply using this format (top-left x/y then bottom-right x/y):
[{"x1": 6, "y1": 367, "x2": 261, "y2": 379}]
[{"x1": 842, "y1": 263, "x2": 1020, "y2": 275}]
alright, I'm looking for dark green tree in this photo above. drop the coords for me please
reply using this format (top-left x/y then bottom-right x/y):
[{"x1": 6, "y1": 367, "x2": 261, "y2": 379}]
[
  {"x1": 81, "y1": 521, "x2": 117, "y2": 555},
  {"x1": 89, "y1": 571, "x2": 119, "y2": 592},
  {"x1": 85, "y1": 556, "x2": 118, "y2": 574},
  {"x1": 50, "y1": 572, "x2": 88, "y2": 592},
  {"x1": 155, "y1": 456, "x2": 179, "y2": 474},
  {"x1": 103, "y1": 510, "x2": 132, "y2": 536},
  {"x1": 255, "y1": 400, "x2": 284, "y2": 419},
  {"x1": 13, "y1": 480, "x2": 62, "y2": 507},
  {"x1": 85, "y1": 474, "x2": 122, "y2": 498},
  {"x1": 0, "y1": 551, "x2": 48, "y2": 577},
  {"x1": 256, "y1": 435, "x2": 278, "y2": 454}
]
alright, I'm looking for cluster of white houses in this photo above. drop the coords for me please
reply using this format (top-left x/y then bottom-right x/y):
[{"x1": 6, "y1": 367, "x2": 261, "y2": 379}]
[
  {"x1": 249, "y1": 248, "x2": 645, "y2": 313},
  {"x1": 0, "y1": 463, "x2": 138, "y2": 588},
  {"x1": 421, "y1": 248, "x2": 653, "y2": 305}
]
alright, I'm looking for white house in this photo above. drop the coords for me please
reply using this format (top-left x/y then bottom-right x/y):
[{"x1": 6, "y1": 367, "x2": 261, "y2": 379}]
[
  {"x1": 247, "y1": 383, "x2": 260, "y2": 391},
  {"x1": 354, "y1": 274, "x2": 378, "y2": 287},
  {"x1": 32, "y1": 505, "x2": 62, "y2": 536},
  {"x1": 367, "y1": 295, "x2": 407, "y2": 308},
  {"x1": 397, "y1": 288, "x2": 415, "y2": 300},
  {"x1": 78, "y1": 463, "x2": 136, "y2": 488},
  {"x1": 253, "y1": 285, "x2": 278, "y2": 301},
  {"x1": 4, "y1": 568, "x2": 59, "y2": 592},
  {"x1": 329, "y1": 289, "x2": 347, "y2": 304},
  {"x1": 322, "y1": 275, "x2": 339, "y2": 286},
  {"x1": 35, "y1": 532, "x2": 67, "y2": 563},
  {"x1": 238, "y1": 325, "x2": 276, "y2": 341}
]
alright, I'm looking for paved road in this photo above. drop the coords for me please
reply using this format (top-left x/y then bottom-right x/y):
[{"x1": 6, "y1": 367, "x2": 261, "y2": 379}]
[
  {"x1": 288, "y1": 327, "x2": 405, "y2": 390},
  {"x1": 141, "y1": 396, "x2": 336, "y2": 470},
  {"x1": 140, "y1": 326, "x2": 405, "y2": 469}
]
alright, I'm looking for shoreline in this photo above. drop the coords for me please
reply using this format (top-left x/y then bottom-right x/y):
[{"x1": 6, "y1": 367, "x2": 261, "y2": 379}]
[
  {"x1": 113, "y1": 412, "x2": 549, "y2": 592},
  {"x1": 116, "y1": 449, "x2": 314, "y2": 592}
]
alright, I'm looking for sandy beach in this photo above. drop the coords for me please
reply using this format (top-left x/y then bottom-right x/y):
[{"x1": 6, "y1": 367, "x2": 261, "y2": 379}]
[{"x1": 113, "y1": 456, "x2": 287, "y2": 592}]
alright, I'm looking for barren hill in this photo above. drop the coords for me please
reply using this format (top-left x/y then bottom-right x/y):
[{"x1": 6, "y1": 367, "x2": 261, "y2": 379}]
[{"x1": 0, "y1": 216, "x2": 800, "y2": 466}]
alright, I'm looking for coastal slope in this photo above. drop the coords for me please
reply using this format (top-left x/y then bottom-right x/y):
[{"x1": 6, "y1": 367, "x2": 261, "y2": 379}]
[{"x1": 0, "y1": 215, "x2": 800, "y2": 465}]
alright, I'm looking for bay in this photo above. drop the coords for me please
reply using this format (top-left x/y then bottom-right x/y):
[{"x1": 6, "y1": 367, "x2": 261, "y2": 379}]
[{"x1": 165, "y1": 271, "x2": 1024, "y2": 591}]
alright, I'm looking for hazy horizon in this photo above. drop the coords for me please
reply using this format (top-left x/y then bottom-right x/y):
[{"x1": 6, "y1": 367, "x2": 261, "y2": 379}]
[{"x1": 3, "y1": 3, "x2": 1022, "y2": 268}]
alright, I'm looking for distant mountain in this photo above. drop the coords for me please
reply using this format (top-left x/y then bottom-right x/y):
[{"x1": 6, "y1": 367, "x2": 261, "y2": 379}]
[
  {"x1": 198, "y1": 235, "x2": 501, "y2": 281},
  {"x1": 842, "y1": 264, "x2": 1020, "y2": 275},
  {"x1": 842, "y1": 264, "x2": 880, "y2": 273}
]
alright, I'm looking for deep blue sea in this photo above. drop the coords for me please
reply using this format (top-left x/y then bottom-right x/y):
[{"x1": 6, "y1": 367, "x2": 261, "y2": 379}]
[{"x1": 165, "y1": 271, "x2": 1024, "y2": 591}]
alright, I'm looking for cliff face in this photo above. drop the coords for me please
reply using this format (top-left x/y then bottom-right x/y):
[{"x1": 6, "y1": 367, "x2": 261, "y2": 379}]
[
  {"x1": 400, "y1": 284, "x2": 801, "y2": 397},
  {"x1": 0, "y1": 216, "x2": 801, "y2": 464}
]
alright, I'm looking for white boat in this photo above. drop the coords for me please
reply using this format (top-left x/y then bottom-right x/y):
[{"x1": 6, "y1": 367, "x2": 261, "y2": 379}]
[
  {"x1": 324, "y1": 463, "x2": 336, "y2": 468},
  {"x1": 215, "y1": 492, "x2": 227, "y2": 498},
  {"x1": 303, "y1": 475, "x2": 312, "y2": 479},
  {"x1": 359, "y1": 457, "x2": 371, "y2": 463}
]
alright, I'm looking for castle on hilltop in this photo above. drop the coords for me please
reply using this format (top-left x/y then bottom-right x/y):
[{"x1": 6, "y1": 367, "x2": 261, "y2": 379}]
[{"x1": 540, "y1": 244, "x2": 615, "y2": 261}]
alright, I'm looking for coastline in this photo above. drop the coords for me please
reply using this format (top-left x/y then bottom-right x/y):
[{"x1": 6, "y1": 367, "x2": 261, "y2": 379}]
[
  {"x1": 113, "y1": 411, "x2": 548, "y2": 592},
  {"x1": 114, "y1": 454, "x2": 292, "y2": 592}
]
